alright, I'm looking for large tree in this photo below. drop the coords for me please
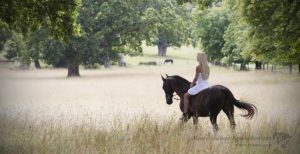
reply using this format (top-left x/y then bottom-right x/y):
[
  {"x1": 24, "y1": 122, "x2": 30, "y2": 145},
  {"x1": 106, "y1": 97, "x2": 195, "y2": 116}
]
[
  {"x1": 221, "y1": 0, "x2": 250, "y2": 70},
  {"x1": 0, "y1": 0, "x2": 81, "y2": 70},
  {"x1": 237, "y1": 0, "x2": 300, "y2": 72},
  {"x1": 38, "y1": 0, "x2": 152, "y2": 77},
  {"x1": 183, "y1": 0, "x2": 300, "y2": 72},
  {"x1": 26, "y1": 29, "x2": 51, "y2": 69},
  {"x1": 2, "y1": 32, "x2": 31, "y2": 69},
  {"x1": 144, "y1": 0, "x2": 192, "y2": 56},
  {"x1": 193, "y1": 5, "x2": 229, "y2": 61}
]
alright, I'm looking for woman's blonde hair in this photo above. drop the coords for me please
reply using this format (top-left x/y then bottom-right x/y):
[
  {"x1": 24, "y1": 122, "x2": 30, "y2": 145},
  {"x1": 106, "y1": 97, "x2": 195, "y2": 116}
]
[{"x1": 197, "y1": 53, "x2": 210, "y2": 80}]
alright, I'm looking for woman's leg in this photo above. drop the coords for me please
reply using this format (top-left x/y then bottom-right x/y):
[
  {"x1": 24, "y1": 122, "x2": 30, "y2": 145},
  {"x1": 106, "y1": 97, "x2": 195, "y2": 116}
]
[{"x1": 184, "y1": 92, "x2": 190, "y2": 114}]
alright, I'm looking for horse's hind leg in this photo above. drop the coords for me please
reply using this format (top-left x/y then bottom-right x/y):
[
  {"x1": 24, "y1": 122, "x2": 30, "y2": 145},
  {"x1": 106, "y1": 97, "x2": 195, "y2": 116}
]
[
  {"x1": 223, "y1": 109, "x2": 236, "y2": 132},
  {"x1": 209, "y1": 114, "x2": 218, "y2": 132}
]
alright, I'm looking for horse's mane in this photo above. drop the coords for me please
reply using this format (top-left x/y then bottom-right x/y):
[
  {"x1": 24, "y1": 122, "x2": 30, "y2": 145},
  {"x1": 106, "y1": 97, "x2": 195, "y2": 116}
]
[{"x1": 167, "y1": 75, "x2": 191, "y2": 85}]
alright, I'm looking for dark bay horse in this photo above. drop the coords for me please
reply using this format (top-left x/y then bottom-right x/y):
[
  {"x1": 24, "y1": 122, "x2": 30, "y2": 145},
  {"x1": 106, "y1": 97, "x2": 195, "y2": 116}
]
[{"x1": 161, "y1": 75, "x2": 257, "y2": 132}]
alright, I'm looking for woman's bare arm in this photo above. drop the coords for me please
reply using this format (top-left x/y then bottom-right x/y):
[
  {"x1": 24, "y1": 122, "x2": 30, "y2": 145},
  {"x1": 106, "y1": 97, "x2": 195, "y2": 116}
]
[{"x1": 191, "y1": 65, "x2": 201, "y2": 86}]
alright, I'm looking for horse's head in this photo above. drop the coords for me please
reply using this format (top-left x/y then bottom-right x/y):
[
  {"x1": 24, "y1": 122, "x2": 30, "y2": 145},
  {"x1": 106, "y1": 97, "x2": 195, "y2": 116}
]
[{"x1": 161, "y1": 75, "x2": 174, "y2": 105}]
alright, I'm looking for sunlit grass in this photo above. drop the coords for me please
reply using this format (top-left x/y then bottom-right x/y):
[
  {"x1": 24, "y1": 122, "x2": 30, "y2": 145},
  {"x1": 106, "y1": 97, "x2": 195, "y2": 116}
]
[{"x1": 0, "y1": 113, "x2": 299, "y2": 154}]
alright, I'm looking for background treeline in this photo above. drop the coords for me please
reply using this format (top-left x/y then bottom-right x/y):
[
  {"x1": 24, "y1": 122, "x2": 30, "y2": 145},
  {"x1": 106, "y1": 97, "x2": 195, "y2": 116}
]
[
  {"x1": 0, "y1": 0, "x2": 299, "y2": 76},
  {"x1": 191, "y1": 0, "x2": 300, "y2": 72}
]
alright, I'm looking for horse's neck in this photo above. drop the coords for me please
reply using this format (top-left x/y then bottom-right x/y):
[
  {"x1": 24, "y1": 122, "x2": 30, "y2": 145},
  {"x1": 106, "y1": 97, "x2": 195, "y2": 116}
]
[
  {"x1": 173, "y1": 81, "x2": 189, "y2": 97},
  {"x1": 175, "y1": 89, "x2": 186, "y2": 98},
  {"x1": 171, "y1": 79, "x2": 188, "y2": 112}
]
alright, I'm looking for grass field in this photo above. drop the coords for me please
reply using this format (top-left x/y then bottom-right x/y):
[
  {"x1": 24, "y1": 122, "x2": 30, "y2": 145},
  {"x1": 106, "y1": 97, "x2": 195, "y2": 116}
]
[
  {"x1": 125, "y1": 45, "x2": 199, "y2": 66},
  {"x1": 0, "y1": 46, "x2": 300, "y2": 153}
]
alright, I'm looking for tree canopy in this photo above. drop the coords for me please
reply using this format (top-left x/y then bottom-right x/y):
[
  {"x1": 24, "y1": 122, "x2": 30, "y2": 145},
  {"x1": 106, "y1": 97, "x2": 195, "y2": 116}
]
[
  {"x1": 6, "y1": 0, "x2": 157, "y2": 76},
  {"x1": 1, "y1": 0, "x2": 299, "y2": 75},
  {"x1": 193, "y1": 6, "x2": 229, "y2": 61},
  {"x1": 237, "y1": 0, "x2": 300, "y2": 65},
  {"x1": 144, "y1": 0, "x2": 193, "y2": 56},
  {"x1": 190, "y1": 0, "x2": 300, "y2": 71},
  {"x1": 0, "y1": 0, "x2": 81, "y2": 40}
]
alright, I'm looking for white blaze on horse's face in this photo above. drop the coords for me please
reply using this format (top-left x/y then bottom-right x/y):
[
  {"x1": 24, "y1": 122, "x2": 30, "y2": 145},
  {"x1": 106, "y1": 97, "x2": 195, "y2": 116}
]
[{"x1": 162, "y1": 77, "x2": 174, "y2": 105}]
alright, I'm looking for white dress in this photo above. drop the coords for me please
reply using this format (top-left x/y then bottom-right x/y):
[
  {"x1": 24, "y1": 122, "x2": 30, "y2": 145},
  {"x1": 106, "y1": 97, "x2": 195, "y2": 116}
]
[{"x1": 187, "y1": 73, "x2": 209, "y2": 95}]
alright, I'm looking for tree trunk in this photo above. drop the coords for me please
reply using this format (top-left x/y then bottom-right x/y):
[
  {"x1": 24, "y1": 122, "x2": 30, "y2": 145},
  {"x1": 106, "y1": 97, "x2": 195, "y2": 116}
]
[
  {"x1": 289, "y1": 64, "x2": 292, "y2": 74},
  {"x1": 255, "y1": 61, "x2": 262, "y2": 69},
  {"x1": 157, "y1": 41, "x2": 168, "y2": 56},
  {"x1": 103, "y1": 50, "x2": 112, "y2": 68},
  {"x1": 262, "y1": 63, "x2": 265, "y2": 70},
  {"x1": 34, "y1": 59, "x2": 41, "y2": 69},
  {"x1": 104, "y1": 54, "x2": 111, "y2": 68},
  {"x1": 67, "y1": 63, "x2": 80, "y2": 77},
  {"x1": 267, "y1": 63, "x2": 269, "y2": 70},
  {"x1": 240, "y1": 62, "x2": 247, "y2": 71},
  {"x1": 298, "y1": 64, "x2": 300, "y2": 73},
  {"x1": 104, "y1": 61, "x2": 111, "y2": 68}
]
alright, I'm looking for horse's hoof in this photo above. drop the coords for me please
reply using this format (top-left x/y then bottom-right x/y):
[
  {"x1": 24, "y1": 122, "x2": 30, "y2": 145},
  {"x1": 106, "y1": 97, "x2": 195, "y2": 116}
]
[{"x1": 180, "y1": 115, "x2": 188, "y2": 121}]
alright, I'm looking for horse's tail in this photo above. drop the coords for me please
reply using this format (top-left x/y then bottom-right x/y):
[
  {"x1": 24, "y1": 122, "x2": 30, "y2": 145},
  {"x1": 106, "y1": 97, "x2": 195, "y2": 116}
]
[{"x1": 222, "y1": 87, "x2": 257, "y2": 119}]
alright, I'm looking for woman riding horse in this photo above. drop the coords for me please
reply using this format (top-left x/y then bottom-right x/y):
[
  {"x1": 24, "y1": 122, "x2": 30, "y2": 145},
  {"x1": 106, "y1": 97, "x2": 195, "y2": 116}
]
[{"x1": 183, "y1": 53, "x2": 210, "y2": 121}]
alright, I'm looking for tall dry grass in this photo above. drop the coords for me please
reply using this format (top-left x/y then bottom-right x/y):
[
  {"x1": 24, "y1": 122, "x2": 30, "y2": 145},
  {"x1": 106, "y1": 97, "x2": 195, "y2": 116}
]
[{"x1": 0, "y1": 113, "x2": 299, "y2": 154}]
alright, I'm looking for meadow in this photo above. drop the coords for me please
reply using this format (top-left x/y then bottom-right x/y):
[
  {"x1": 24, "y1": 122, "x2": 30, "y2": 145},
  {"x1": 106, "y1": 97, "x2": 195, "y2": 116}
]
[{"x1": 0, "y1": 46, "x2": 299, "y2": 153}]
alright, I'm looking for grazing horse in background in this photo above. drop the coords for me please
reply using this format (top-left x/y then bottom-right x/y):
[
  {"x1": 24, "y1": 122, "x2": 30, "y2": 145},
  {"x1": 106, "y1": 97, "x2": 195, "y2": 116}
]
[
  {"x1": 164, "y1": 59, "x2": 173, "y2": 64},
  {"x1": 161, "y1": 75, "x2": 257, "y2": 132}
]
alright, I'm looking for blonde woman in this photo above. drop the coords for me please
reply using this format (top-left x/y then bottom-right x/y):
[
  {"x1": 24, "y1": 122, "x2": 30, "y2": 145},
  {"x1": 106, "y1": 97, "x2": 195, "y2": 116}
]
[{"x1": 183, "y1": 53, "x2": 210, "y2": 119}]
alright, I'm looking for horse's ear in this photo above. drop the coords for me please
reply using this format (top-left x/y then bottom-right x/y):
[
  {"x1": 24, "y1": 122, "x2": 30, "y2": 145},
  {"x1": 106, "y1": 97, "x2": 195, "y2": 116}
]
[
  {"x1": 161, "y1": 75, "x2": 166, "y2": 82},
  {"x1": 165, "y1": 74, "x2": 169, "y2": 78}
]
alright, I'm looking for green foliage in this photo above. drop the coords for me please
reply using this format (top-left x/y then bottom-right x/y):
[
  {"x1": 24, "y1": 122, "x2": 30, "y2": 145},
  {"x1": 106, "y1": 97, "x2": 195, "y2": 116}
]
[
  {"x1": 177, "y1": 0, "x2": 219, "y2": 9},
  {"x1": 193, "y1": 5, "x2": 229, "y2": 61},
  {"x1": 3, "y1": 40, "x2": 18, "y2": 61},
  {"x1": 2, "y1": 0, "x2": 299, "y2": 73},
  {"x1": 143, "y1": 0, "x2": 193, "y2": 56},
  {"x1": 42, "y1": 37, "x2": 66, "y2": 66},
  {"x1": 2, "y1": 32, "x2": 30, "y2": 65},
  {"x1": 0, "y1": 29, "x2": 11, "y2": 51},
  {"x1": 221, "y1": 0, "x2": 249, "y2": 65},
  {"x1": 36, "y1": 0, "x2": 152, "y2": 71},
  {"x1": 237, "y1": 0, "x2": 300, "y2": 65},
  {"x1": 192, "y1": 0, "x2": 299, "y2": 69},
  {"x1": 80, "y1": 0, "x2": 147, "y2": 61},
  {"x1": 0, "y1": 0, "x2": 81, "y2": 40},
  {"x1": 27, "y1": 29, "x2": 50, "y2": 64}
]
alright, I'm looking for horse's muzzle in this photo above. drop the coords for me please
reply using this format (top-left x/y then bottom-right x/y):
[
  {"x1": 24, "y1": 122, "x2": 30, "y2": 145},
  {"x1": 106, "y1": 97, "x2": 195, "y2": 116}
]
[
  {"x1": 166, "y1": 100, "x2": 173, "y2": 105},
  {"x1": 166, "y1": 95, "x2": 173, "y2": 105}
]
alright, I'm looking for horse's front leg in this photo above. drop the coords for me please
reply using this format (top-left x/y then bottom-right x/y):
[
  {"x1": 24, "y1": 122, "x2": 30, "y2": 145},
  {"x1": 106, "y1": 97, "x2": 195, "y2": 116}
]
[
  {"x1": 192, "y1": 114, "x2": 199, "y2": 129},
  {"x1": 180, "y1": 113, "x2": 191, "y2": 124}
]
